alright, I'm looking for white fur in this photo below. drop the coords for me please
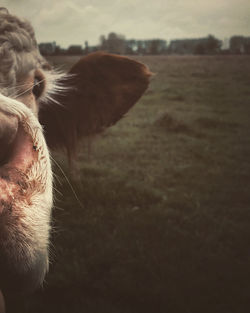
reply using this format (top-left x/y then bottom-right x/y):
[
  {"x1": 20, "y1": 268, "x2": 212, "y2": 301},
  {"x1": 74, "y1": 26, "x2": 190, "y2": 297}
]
[{"x1": 0, "y1": 93, "x2": 53, "y2": 274}]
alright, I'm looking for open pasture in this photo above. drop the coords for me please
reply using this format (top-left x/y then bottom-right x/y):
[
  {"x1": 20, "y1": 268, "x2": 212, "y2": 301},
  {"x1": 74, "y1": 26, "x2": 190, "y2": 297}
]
[{"x1": 10, "y1": 55, "x2": 250, "y2": 313}]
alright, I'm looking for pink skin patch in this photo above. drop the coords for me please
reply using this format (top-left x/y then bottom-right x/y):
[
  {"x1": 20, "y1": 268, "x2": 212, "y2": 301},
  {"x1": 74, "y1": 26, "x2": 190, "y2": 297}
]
[
  {"x1": 0, "y1": 124, "x2": 37, "y2": 214},
  {"x1": 8, "y1": 124, "x2": 37, "y2": 169}
]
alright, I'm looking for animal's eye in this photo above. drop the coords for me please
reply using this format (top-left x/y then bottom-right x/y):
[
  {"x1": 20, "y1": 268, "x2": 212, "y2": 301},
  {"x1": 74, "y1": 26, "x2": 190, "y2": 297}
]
[{"x1": 32, "y1": 77, "x2": 45, "y2": 99}]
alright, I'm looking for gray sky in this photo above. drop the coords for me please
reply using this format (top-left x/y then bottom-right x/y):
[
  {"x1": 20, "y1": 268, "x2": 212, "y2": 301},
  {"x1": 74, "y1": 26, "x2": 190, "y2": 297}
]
[{"x1": 2, "y1": 0, "x2": 250, "y2": 47}]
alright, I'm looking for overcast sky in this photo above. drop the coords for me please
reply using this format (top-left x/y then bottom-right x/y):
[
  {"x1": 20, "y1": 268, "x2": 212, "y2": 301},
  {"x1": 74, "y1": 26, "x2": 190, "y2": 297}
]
[{"x1": 2, "y1": 0, "x2": 250, "y2": 47}]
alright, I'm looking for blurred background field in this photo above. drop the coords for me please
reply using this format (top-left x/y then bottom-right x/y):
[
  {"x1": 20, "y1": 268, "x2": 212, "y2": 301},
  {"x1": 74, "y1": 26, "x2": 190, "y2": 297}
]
[{"x1": 10, "y1": 55, "x2": 250, "y2": 313}]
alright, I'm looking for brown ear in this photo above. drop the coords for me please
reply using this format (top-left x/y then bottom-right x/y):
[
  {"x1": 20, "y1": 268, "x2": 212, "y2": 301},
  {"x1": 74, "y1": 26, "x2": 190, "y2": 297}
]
[{"x1": 39, "y1": 52, "x2": 151, "y2": 159}]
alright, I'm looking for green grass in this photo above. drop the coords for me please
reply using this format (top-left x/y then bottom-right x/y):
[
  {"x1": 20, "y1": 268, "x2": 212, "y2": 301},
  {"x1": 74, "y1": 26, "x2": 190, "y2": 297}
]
[{"x1": 9, "y1": 55, "x2": 250, "y2": 313}]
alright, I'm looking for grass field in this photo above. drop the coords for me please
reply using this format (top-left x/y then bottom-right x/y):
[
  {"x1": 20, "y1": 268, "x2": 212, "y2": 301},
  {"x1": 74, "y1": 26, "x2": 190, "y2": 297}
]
[{"x1": 9, "y1": 55, "x2": 250, "y2": 313}]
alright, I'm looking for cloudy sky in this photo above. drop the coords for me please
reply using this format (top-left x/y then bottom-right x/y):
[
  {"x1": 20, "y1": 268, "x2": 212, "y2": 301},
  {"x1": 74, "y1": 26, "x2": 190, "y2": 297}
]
[{"x1": 2, "y1": 0, "x2": 250, "y2": 47}]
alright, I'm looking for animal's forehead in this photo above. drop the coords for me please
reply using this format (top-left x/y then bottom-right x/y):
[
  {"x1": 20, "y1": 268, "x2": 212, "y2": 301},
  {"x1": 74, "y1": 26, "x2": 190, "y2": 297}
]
[
  {"x1": 0, "y1": 10, "x2": 45, "y2": 87},
  {"x1": 0, "y1": 10, "x2": 36, "y2": 48}
]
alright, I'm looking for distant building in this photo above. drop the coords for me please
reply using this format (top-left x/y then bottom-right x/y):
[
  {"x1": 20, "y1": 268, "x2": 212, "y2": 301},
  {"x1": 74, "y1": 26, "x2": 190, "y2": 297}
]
[
  {"x1": 168, "y1": 36, "x2": 221, "y2": 55},
  {"x1": 67, "y1": 45, "x2": 83, "y2": 55},
  {"x1": 126, "y1": 39, "x2": 167, "y2": 55},
  {"x1": 168, "y1": 38, "x2": 205, "y2": 54},
  {"x1": 230, "y1": 36, "x2": 250, "y2": 54},
  {"x1": 144, "y1": 39, "x2": 167, "y2": 54},
  {"x1": 39, "y1": 42, "x2": 57, "y2": 55}
]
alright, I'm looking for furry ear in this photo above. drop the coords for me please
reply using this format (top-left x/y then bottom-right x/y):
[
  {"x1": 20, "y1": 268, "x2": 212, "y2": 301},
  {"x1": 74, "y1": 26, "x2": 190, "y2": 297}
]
[{"x1": 39, "y1": 52, "x2": 151, "y2": 160}]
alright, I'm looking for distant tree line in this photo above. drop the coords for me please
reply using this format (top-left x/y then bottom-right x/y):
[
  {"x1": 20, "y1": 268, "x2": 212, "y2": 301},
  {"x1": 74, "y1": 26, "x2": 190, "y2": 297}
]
[{"x1": 39, "y1": 34, "x2": 250, "y2": 56}]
